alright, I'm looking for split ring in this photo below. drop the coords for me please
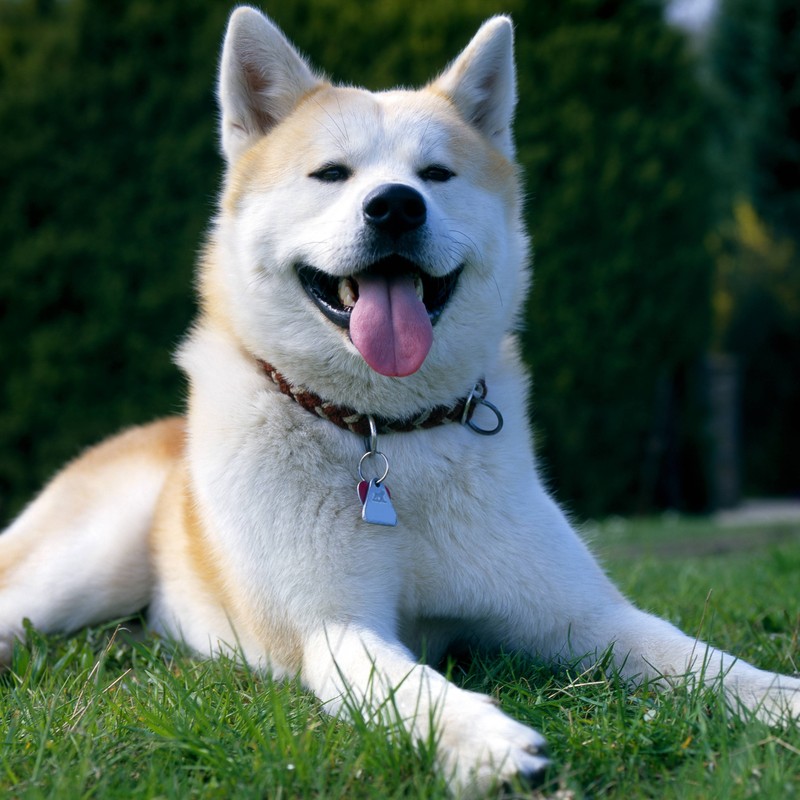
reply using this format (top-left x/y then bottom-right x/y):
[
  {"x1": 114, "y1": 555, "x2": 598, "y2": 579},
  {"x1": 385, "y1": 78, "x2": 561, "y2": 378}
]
[{"x1": 358, "y1": 450, "x2": 390, "y2": 485}]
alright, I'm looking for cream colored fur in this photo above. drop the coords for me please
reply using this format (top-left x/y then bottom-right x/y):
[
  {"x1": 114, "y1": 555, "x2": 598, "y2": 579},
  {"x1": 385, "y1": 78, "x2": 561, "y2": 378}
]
[{"x1": 1, "y1": 8, "x2": 798, "y2": 797}]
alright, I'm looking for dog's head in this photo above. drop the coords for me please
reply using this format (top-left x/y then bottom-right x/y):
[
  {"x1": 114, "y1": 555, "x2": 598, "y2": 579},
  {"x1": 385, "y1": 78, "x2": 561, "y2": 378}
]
[{"x1": 203, "y1": 7, "x2": 528, "y2": 415}]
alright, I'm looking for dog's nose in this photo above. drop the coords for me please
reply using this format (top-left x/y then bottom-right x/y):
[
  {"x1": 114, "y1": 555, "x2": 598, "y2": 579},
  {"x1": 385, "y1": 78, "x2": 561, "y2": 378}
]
[{"x1": 363, "y1": 183, "x2": 426, "y2": 238}]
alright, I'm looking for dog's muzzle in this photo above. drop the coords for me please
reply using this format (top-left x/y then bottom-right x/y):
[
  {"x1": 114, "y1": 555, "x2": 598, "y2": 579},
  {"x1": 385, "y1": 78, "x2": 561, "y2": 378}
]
[{"x1": 297, "y1": 256, "x2": 462, "y2": 377}]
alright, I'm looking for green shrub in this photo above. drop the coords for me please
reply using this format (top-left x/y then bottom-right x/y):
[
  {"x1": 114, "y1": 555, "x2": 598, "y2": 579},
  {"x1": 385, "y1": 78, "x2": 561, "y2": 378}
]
[{"x1": 516, "y1": 1, "x2": 714, "y2": 515}]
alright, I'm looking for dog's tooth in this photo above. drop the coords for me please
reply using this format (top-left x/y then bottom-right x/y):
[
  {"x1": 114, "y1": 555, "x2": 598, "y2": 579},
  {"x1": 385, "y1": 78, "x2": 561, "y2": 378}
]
[
  {"x1": 414, "y1": 274, "x2": 424, "y2": 301},
  {"x1": 338, "y1": 278, "x2": 357, "y2": 308}
]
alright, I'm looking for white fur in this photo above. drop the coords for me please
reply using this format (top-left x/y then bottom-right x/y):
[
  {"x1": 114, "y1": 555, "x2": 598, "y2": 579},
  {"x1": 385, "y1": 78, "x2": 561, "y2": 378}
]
[{"x1": 1, "y1": 8, "x2": 797, "y2": 798}]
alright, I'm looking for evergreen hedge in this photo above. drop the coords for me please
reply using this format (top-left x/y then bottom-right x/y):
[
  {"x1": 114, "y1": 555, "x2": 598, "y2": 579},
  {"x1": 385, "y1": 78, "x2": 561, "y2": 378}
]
[
  {"x1": 707, "y1": 0, "x2": 800, "y2": 497},
  {"x1": 515, "y1": 1, "x2": 714, "y2": 515}
]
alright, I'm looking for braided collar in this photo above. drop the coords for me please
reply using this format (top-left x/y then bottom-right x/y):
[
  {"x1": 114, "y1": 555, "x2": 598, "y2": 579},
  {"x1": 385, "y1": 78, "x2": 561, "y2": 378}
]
[{"x1": 258, "y1": 359, "x2": 487, "y2": 437}]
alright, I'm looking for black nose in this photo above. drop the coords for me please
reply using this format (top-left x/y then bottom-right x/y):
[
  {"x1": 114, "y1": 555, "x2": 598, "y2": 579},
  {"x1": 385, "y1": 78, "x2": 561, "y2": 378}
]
[{"x1": 363, "y1": 183, "x2": 427, "y2": 238}]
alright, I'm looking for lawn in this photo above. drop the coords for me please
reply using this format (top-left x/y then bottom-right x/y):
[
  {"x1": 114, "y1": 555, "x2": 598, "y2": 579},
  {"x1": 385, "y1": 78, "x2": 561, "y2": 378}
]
[{"x1": 1, "y1": 515, "x2": 798, "y2": 799}]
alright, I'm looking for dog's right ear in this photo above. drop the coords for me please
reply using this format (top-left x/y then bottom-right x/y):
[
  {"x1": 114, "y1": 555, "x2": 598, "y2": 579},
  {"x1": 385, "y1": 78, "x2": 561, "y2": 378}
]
[
  {"x1": 218, "y1": 7, "x2": 321, "y2": 164},
  {"x1": 431, "y1": 16, "x2": 517, "y2": 158}
]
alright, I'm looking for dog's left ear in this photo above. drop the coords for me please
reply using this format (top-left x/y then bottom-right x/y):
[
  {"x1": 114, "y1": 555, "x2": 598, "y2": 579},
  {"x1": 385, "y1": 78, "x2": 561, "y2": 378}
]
[
  {"x1": 431, "y1": 17, "x2": 517, "y2": 157},
  {"x1": 218, "y1": 7, "x2": 322, "y2": 164}
]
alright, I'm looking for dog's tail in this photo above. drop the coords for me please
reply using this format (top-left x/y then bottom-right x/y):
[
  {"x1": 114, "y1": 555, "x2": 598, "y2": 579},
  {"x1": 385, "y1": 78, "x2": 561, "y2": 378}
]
[{"x1": 0, "y1": 417, "x2": 185, "y2": 665}]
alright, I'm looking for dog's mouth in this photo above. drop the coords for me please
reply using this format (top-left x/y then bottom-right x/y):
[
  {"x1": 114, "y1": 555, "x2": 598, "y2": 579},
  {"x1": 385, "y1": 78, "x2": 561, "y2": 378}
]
[{"x1": 297, "y1": 255, "x2": 462, "y2": 377}]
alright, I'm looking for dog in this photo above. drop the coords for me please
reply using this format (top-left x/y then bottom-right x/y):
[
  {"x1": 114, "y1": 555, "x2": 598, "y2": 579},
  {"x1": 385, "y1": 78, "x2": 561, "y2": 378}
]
[{"x1": 1, "y1": 7, "x2": 798, "y2": 797}]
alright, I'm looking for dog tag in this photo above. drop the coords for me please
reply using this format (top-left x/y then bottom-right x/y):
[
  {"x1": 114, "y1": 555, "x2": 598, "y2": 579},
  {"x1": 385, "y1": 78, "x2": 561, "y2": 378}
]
[
  {"x1": 358, "y1": 479, "x2": 397, "y2": 526},
  {"x1": 357, "y1": 479, "x2": 392, "y2": 504}
]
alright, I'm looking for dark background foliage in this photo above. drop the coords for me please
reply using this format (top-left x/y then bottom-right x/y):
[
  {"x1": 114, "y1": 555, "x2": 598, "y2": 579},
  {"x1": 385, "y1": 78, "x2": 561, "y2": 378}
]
[
  {"x1": 706, "y1": 0, "x2": 800, "y2": 499},
  {"x1": 0, "y1": 0, "x2": 797, "y2": 521}
]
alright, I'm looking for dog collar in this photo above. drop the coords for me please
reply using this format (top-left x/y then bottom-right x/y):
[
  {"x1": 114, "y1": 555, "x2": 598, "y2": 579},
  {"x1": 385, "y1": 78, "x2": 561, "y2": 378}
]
[{"x1": 258, "y1": 360, "x2": 503, "y2": 437}]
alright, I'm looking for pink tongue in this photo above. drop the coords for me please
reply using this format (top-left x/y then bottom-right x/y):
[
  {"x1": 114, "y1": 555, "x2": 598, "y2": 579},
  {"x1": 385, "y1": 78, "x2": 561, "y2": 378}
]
[{"x1": 350, "y1": 273, "x2": 433, "y2": 377}]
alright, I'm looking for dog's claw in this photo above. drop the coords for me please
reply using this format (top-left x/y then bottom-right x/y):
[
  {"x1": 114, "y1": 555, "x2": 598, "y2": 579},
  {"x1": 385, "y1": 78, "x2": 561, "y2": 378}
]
[{"x1": 517, "y1": 753, "x2": 551, "y2": 787}]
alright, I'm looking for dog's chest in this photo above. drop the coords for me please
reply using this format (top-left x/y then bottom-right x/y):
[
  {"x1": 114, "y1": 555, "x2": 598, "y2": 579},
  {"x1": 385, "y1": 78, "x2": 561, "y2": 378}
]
[{"x1": 199, "y1": 398, "x2": 513, "y2": 553}]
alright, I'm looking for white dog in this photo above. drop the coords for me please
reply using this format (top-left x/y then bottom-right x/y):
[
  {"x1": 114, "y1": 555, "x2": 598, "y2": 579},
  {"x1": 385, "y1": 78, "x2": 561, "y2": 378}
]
[{"x1": 1, "y1": 7, "x2": 797, "y2": 797}]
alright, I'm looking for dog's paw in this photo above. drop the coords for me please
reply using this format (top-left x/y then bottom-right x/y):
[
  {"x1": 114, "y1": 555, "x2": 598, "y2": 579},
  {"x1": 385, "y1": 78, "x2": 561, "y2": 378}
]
[
  {"x1": 731, "y1": 671, "x2": 800, "y2": 726},
  {"x1": 437, "y1": 689, "x2": 550, "y2": 798},
  {"x1": 756, "y1": 675, "x2": 800, "y2": 727}
]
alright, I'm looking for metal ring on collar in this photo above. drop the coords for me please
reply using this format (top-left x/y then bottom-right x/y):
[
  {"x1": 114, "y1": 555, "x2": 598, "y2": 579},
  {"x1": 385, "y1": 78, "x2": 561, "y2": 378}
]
[
  {"x1": 461, "y1": 382, "x2": 504, "y2": 436},
  {"x1": 358, "y1": 450, "x2": 390, "y2": 485}
]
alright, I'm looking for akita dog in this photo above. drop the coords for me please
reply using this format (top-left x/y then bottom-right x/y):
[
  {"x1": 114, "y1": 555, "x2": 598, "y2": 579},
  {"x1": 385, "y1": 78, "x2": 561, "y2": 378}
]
[{"x1": 1, "y1": 6, "x2": 797, "y2": 796}]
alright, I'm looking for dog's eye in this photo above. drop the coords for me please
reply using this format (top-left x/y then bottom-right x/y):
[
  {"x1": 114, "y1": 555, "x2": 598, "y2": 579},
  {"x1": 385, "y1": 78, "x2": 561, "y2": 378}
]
[
  {"x1": 419, "y1": 165, "x2": 455, "y2": 183},
  {"x1": 309, "y1": 164, "x2": 351, "y2": 183}
]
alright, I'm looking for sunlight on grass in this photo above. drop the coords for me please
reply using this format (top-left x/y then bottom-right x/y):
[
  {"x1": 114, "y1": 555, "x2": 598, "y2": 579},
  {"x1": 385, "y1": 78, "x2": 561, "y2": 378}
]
[{"x1": 1, "y1": 516, "x2": 799, "y2": 799}]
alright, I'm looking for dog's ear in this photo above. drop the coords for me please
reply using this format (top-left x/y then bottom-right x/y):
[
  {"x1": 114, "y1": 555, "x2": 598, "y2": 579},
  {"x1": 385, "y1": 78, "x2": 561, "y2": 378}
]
[
  {"x1": 431, "y1": 17, "x2": 517, "y2": 157},
  {"x1": 218, "y1": 7, "x2": 322, "y2": 164}
]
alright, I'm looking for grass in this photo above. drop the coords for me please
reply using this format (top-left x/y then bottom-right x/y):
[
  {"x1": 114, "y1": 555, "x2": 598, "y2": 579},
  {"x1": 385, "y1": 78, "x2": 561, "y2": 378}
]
[{"x1": 1, "y1": 515, "x2": 799, "y2": 799}]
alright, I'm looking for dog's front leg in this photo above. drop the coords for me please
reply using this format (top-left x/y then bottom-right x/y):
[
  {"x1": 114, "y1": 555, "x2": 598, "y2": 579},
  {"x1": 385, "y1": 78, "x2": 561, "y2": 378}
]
[
  {"x1": 303, "y1": 622, "x2": 549, "y2": 797},
  {"x1": 497, "y1": 496, "x2": 800, "y2": 726},
  {"x1": 587, "y1": 603, "x2": 800, "y2": 724}
]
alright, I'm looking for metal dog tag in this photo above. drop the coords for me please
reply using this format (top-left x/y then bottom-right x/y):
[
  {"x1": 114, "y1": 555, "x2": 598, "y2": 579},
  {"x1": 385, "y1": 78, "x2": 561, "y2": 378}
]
[{"x1": 358, "y1": 479, "x2": 397, "y2": 527}]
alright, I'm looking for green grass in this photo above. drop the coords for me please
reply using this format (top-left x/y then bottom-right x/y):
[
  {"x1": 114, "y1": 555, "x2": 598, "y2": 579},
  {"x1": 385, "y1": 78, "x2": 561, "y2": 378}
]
[{"x1": 2, "y1": 516, "x2": 799, "y2": 799}]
